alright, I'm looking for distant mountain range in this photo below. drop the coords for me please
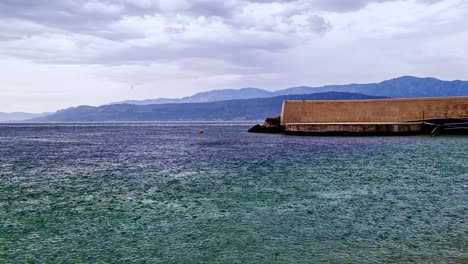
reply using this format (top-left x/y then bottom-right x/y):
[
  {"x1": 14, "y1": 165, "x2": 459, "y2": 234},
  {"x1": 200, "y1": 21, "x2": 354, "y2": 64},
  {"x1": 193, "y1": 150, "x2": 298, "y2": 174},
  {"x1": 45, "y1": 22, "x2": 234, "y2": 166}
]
[
  {"x1": 111, "y1": 76, "x2": 468, "y2": 105},
  {"x1": 112, "y1": 88, "x2": 272, "y2": 105},
  {"x1": 0, "y1": 112, "x2": 50, "y2": 122},
  {"x1": 3, "y1": 76, "x2": 468, "y2": 122},
  {"x1": 34, "y1": 92, "x2": 387, "y2": 122}
]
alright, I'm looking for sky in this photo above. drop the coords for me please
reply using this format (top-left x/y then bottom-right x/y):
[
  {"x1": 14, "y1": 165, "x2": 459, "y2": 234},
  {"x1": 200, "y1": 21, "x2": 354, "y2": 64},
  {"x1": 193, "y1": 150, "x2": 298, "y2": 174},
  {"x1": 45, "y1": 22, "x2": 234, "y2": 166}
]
[{"x1": 1, "y1": 0, "x2": 467, "y2": 112}]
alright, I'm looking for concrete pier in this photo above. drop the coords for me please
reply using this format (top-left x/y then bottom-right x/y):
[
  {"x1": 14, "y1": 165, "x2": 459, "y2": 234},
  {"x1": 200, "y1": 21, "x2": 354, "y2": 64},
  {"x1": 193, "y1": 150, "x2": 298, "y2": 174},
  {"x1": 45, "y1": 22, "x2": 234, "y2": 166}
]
[
  {"x1": 281, "y1": 97, "x2": 468, "y2": 125},
  {"x1": 285, "y1": 122, "x2": 424, "y2": 136},
  {"x1": 280, "y1": 97, "x2": 468, "y2": 135}
]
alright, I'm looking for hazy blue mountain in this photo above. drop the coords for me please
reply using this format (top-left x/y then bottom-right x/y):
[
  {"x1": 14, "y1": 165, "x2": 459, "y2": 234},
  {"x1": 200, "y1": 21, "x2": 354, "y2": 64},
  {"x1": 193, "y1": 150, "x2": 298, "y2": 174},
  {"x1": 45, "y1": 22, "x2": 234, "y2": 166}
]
[
  {"x1": 112, "y1": 88, "x2": 272, "y2": 105},
  {"x1": 274, "y1": 76, "x2": 468, "y2": 98},
  {"x1": 0, "y1": 112, "x2": 50, "y2": 122},
  {"x1": 109, "y1": 76, "x2": 468, "y2": 105},
  {"x1": 180, "y1": 88, "x2": 273, "y2": 103},
  {"x1": 35, "y1": 92, "x2": 387, "y2": 122},
  {"x1": 111, "y1": 98, "x2": 180, "y2": 105}
]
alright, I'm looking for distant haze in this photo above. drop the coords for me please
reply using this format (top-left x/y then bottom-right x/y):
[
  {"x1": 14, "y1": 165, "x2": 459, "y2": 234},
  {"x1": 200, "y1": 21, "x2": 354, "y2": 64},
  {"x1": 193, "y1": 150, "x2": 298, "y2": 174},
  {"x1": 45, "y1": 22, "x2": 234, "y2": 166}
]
[
  {"x1": 110, "y1": 76, "x2": 468, "y2": 105},
  {"x1": 31, "y1": 76, "x2": 468, "y2": 122},
  {"x1": 1, "y1": 0, "x2": 467, "y2": 112}
]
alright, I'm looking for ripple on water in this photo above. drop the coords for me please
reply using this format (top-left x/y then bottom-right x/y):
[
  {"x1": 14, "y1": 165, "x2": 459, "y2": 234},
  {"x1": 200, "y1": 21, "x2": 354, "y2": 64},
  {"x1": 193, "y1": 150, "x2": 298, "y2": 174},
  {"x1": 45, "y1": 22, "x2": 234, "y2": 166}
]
[{"x1": 0, "y1": 124, "x2": 467, "y2": 263}]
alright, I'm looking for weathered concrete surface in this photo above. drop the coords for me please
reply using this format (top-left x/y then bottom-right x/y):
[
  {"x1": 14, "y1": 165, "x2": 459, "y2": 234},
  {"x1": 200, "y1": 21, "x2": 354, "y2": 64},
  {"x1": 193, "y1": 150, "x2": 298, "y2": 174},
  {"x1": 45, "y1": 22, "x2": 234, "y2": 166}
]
[
  {"x1": 285, "y1": 122, "x2": 423, "y2": 136},
  {"x1": 281, "y1": 97, "x2": 468, "y2": 125}
]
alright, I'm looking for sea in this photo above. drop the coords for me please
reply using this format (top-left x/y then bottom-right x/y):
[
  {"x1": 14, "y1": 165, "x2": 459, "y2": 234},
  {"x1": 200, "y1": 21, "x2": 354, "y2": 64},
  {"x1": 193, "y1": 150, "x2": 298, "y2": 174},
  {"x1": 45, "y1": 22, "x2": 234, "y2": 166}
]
[{"x1": 0, "y1": 123, "x2": 466, "y2": 263}]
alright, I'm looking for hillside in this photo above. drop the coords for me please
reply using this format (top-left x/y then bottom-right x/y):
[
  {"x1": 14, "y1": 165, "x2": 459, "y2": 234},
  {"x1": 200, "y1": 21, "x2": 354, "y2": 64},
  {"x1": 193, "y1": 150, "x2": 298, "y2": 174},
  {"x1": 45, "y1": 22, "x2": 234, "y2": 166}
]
[
  {"x1": 35, "y1": 92, "x2": 387, "y2": 122},
  {"x1": 109, "y1": 76, "x2": 468, "y2": 105},
  {"x1": 112, "y1": 88, "x2": 272, "y2": 105},
  {"x1": 275, "y1": 76, "x2": 468, "y2": 98}
]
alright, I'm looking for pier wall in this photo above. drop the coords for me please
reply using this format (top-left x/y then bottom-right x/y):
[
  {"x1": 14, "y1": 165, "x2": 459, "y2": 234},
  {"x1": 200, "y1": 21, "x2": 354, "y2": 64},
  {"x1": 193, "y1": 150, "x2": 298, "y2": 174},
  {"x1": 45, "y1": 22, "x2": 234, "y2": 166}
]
[
  {"x1": 281, "y1": 97, "x2": 468, "y2": 125},
  {"x1": 285, "y1": 122, "x2": 424, "y2": 135}
]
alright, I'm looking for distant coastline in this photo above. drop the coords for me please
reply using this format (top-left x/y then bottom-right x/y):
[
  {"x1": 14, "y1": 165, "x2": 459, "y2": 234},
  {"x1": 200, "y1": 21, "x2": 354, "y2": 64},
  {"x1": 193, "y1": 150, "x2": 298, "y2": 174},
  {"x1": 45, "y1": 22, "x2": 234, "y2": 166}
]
[{"x1": 3, "y1": 76, "x2": 468, "y2": 123}]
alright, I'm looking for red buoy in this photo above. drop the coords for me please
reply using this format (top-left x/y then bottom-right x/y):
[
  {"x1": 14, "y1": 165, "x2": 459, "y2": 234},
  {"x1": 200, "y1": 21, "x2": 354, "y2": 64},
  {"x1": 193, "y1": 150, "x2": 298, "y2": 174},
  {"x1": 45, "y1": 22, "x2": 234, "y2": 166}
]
[{"x1": 199, "y1": 129, "x2": 204, "y2": 134}]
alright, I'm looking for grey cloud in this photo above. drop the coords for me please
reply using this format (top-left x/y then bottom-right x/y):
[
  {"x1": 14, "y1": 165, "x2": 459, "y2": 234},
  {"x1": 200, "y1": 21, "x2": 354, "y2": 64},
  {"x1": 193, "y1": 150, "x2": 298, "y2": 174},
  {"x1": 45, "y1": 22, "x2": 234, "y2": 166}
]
[
  {"x1": 0, "y1": 0, "x2": 332, "y2": 65},
  {"x1": 0, "y1": 0, "x2": 437, "y2": 36},
  {"x1": 0, "y1": 0, "x2": 126, "y2": 38},
  {"x1": 1, "y1": 0, "x2": 466, "y2": 112},
  {"x1": 308, "y1": 0, "x2": 397, "y2": 12},
  {"x1": 308, "y1": 0, "x2": 445, "y2": 12},
  {"x1": 0, "y1": 0, "x2": 445, "y2": 68}
]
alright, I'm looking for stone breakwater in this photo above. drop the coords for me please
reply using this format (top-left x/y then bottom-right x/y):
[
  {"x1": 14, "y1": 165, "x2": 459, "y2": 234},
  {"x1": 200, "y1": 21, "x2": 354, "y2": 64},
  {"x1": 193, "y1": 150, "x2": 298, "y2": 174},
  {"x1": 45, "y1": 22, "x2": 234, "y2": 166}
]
[
  {"x1": 247, "y1": 116, "x2": 284, "y2": 133},
  {"x1": 249, "y1": 97, "x2": 468, "y2": 136}
]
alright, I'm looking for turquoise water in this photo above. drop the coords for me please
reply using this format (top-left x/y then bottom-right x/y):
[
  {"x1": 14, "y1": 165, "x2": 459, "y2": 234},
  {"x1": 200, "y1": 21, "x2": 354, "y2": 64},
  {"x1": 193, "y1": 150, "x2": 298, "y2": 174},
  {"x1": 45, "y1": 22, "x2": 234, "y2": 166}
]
[{"x1": 0, "y1": 124, "x2": 467, "y2": 263}]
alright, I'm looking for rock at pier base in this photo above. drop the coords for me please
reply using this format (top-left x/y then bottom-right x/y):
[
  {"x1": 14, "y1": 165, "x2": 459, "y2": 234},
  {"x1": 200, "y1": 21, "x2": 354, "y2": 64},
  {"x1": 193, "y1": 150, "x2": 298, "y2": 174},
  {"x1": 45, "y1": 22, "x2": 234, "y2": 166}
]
[{"x1": 248, "y1": 116, "x2": 285, "y2": 133}]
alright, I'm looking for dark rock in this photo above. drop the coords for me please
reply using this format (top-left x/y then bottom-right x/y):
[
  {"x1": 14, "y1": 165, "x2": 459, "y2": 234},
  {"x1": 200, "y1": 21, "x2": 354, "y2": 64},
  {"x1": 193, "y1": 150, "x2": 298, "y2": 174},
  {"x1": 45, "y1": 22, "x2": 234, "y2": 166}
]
[
  {"x1": 248, "y1": 116, "x2": 285, "y2": 133},
  {"x1": 264, "y1": 116, "x2": 281, "y2": 127},
  {"x1": 247, "y1": 124, "x2": 264, "y2": 133}
]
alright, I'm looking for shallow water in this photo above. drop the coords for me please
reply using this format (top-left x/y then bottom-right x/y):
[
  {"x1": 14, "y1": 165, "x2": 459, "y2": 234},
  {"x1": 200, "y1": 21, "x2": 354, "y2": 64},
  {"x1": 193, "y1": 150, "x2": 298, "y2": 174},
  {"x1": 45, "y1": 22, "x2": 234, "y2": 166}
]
[{"x1": 0, "y1": 123, "x2": 467, "y2": 263}]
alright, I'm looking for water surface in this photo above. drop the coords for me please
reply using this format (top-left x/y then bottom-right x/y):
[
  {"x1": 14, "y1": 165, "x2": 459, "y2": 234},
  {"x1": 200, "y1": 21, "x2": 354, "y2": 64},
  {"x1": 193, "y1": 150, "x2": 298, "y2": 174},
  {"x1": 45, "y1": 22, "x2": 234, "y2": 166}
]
[{"x1": 0, "y1": 123, "x2": 467, "y2": 263}]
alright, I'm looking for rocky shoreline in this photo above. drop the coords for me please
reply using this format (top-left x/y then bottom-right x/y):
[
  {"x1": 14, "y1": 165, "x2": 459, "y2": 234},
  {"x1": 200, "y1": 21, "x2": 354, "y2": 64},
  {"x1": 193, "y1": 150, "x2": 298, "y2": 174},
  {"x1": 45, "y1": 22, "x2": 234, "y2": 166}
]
[{"x1": 248, "y1": 116, "x2": 285, "y2": 133}]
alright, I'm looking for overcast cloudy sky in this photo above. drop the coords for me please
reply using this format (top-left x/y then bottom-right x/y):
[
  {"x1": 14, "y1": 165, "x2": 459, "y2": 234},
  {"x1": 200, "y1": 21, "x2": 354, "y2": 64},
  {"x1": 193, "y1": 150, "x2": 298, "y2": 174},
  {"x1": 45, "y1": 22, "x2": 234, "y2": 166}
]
[{"x1": 1, "y1": 0, "x2": 467, "y2": 112}]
